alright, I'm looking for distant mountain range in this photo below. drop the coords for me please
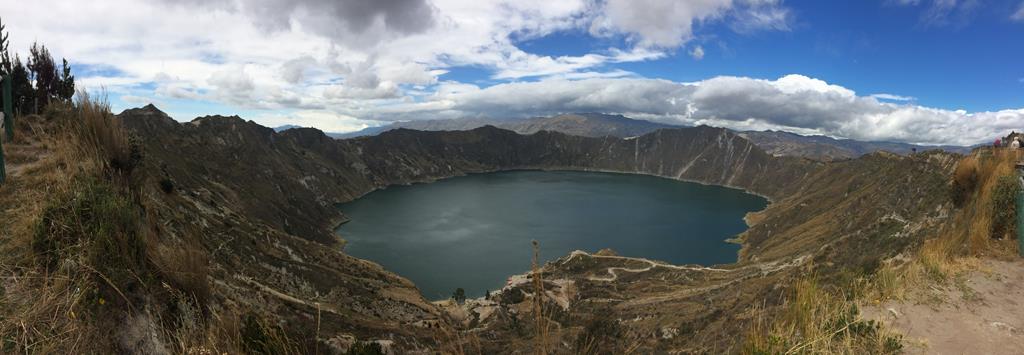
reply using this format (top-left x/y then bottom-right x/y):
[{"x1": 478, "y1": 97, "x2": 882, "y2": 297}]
[
  {"x1": 328, "y1": 113, "x2": 677, "y2": 139},
  {"x1": 272, "y1": 124, "x2": 303, "y2": 132},
  {"x1": 305, "y1": 113, "x2": 972, "y2": 161}
]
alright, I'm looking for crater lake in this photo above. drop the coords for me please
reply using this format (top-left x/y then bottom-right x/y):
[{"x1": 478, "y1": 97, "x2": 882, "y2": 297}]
[{"x1": 336, "y1": 170, "x2": 768, "y2": 300}]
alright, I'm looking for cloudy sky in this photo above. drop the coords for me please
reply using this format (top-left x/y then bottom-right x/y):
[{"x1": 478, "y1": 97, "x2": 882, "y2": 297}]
[{"x1": 2, "y1": 0, "x2": 1023, "y2": 145}]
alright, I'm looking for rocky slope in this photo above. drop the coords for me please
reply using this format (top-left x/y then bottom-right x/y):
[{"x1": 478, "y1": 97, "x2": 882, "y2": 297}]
[
  {"x1": 739, "y1": 130, "x2": 972, "y2": 161},
  {"x1": 115, "y1": 104, "x2": 960, "y2": 353},
  {"x1": 334, "y1": 114, "x2": 971, "y2": 162}
]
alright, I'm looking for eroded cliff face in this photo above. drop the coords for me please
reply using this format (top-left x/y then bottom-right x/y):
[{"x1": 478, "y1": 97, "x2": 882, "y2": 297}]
[
  {"x1": 123, "y1": 104, "x2": 819, "y2": 243},
  {"x1": 118, "y1": 105, "x2": 958, "y2": 353}
]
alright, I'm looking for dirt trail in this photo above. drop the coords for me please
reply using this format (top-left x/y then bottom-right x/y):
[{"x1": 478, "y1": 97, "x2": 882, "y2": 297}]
[
  {"x1": 565, "y1": 250, "x2": 809, "y2": 282},
  {"x1": 3, "y1": 133, "x2": 49, "y2": 178},
  {"x1": 863, "y1": 259, "x2": 1024, "y2": 354}
]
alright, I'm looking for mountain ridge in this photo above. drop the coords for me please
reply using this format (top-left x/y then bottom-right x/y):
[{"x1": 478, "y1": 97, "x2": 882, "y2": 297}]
[
  {"x1": 107, "y1": 104, "x2": 956, "y2": 352},
  {"x1": 331, "y1": 113, "x2": 973, "y2": 161}
]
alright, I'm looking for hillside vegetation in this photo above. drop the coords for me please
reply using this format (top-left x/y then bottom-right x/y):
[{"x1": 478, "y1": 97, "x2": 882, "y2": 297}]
[
  {"x1": 742, "y1": 148, "x2": 1022, "y2": 354},
  {"x1": 1, "y1": 97, "x2": 440, "y2": 353},
  {"x1": 0, "y1": 96, "x2": 232, "y2": 352}
]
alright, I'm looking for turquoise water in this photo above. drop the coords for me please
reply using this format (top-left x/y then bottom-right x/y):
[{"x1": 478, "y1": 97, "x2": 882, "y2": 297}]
[{"x1": 336, "y1": 170, "x2": 767, "y2": 300}]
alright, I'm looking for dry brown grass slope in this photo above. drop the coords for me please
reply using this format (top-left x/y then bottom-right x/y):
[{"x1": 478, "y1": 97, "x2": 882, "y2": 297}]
[
  {"x1": 744, "y1": 148, "x2": 1023, "y2": 354},
  {"x1": 2, "y1": 96, "x2": 448, "y2": 354}
]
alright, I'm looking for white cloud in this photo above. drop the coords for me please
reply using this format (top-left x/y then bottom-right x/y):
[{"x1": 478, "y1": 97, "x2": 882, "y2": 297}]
[
  {"x1": 589, "y1": 0, "x2": 733, "y2": 48},
  {"x1": 251, "y1": 110, "x2": 382, "y2": 133},
  {"x1": 323, "y1": 82, "x2": 401, "y2": 100},
  {"x1": 120, "y1": 95, "x2": 166, "y2": 108},
  {"x1": 870, "y1": 93, "x2": 916, "y2": 102},
  {"x1": 280, "y1": 56, "x2": 319, "y2": 84},
  {"x1": 729, "y1": 0, "x2": 793, "y2": 33},
  {"x1": 589, "y1": 0, "x2": 791, "y2": 48},
  {"x1": 892, "y1": 0, "x2": 981, "y2": 28},
  {"x1": 6, "y1": 0, "x2": 1016, "y2": 147},
  {"x1": 208, "y1": 66, "x2": 255, "y2": 93},
  {"x1": 0, "y1": 0, "x2": 798, "y2": 120},
  {"x1": 1013, "y1": 2, "x2": 1024, "y2": 21},
  {"x1": 155, "y1": 0, "x2": 438, "y2": 49},
  {"x1": 690, "y1": 45, "x2": 705, "y2": 60},
  {"x1": 360, "y1": 74, "x2": 1022, "y2": 146}
]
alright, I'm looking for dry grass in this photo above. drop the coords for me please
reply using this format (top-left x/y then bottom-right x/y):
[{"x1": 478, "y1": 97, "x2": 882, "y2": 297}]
[
  {"x1": 65, "y1": 91, "x2": 137, "y2": 180},
  {"x1": 0, "y1": 94, "x2": 128, "y2": 352},
  {"x1": 867, "y1": 148, "x2": 1020, "y2": 300},
  {"x1": 433, "y1": 321, "x2": 482, "y2": 355},
  {"x1": 743, "y1": 277, "x2": 903, "y2": 354},
  {"x1": 746, "y1": 148, "x2": 1024, "y2": 353},
  {"x1": 956, "y1": 149, "x2": 1020, "y2": 256},
  {"x1": 148, "y1": 238, "x2": 211, "y2": 310},
  {"x1": 0, "y1": 93, "x2": 263, "y2": 354},
  {"x1": 530, "y1": 240, "x2": 552, "y2": 355}
]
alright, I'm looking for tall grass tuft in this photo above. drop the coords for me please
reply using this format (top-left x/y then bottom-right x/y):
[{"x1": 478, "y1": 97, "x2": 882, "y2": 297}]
[
  {"x1": 949, "y1": 156, "x2": 978, "y2": 207},
  {"x1": 72, "y1": 91, "x2": 137, "y2": 176},
  {"x1": 743, "y1": 277, "x2": 903, "y2": 354}
]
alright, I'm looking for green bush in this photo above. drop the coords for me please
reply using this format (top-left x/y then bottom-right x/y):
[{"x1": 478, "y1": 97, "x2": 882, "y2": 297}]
[
  {"x1": 240, "y1": 314, "x2": 298, "y2": 355},
  {"x1": 573, "y1": 314, "x2": 623, "y2": 355},
  {"x1": 158, "y1": 178, "x2": 175, "y2": 194},
  {"x1": 452, "y1": 287, "x2": 466, "y2": 304},
  {"x1": 32, "y1": 177, "x2": 145, "y2": 302},
  {"x1": 500, "y1": 288, "x2": 525, "y2": 304},
  {"x1": 345, "y1": 342, "x2": 384, "y2": 355},
  {"x1": 989, "y1": 175, "x2": 1020, "y2": 239}
]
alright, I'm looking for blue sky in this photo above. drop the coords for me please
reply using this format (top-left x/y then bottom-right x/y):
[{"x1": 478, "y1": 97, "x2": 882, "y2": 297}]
[
  {"x1": 3, "y1": 0, "x2": 1024, "y2": 145},
  {"x1": 507, "y1": 0, "x2": 1024, "y2": 112}
]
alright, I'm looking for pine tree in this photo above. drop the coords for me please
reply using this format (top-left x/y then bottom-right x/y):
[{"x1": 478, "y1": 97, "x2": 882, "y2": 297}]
[
  {"x1": 27, "y1": 42, "x2": 57, "y2": 113},
  {"x1": 0, "y1": 18, "x2": 74, "y2": 113},
  {"x1": 0, "y1": 16, "x2": 11, "y2": 114},
  {"x1": 0, "y1": 17, "x2": 10, "y2": 74},
  {"x1": 452, "y1": 288, "x2": 466, "y2": 304},
  {"x1": 11, "y1": 56, "x2": 31, "y2": 115},
  {"x1": 58, "y1": 59, "x2": 74, "y2": 102}
]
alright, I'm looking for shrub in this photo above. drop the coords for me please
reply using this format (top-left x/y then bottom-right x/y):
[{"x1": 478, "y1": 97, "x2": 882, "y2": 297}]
[
  {"x1": 573, "y1": 314, "x2": 622, "y2": 355},
  {"x1": 452, "y1": 287, "x2": 466, "y2": 304},
  {"x1": 32, "y1": 177, "x2": 145, "y2": 303},
  {"x1": 71, "y1": 90, "x2": 140, "y2": 178},
  {"x1": 33, "y1": 178, "x2": 139, "y2": 268},
  {"x1": 500, "y1": 288, "x2": 525, "y2": 304},
  {"x1": 346, "y1": 342, "x2": 384, "y2": 355},
  {"x1": 159, "y1": 178, "x2": 175, "y2": 194},
  {"x1": 989, "y1": 174, "x2": 1020, "y2": 239},
  {"x1": 150, "y1": 243, "x2": 210, "y2": 309},
  {"x1": 743, "y1": 278, "x2": 903, "y2": 354},
  {"x1": 240, "y1": 314, "x2": 299, "y2": 355}
]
